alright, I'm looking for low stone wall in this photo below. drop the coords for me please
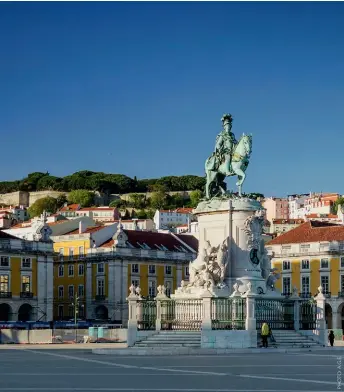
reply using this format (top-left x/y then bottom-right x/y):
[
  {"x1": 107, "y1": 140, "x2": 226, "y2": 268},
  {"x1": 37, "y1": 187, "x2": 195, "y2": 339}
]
[
  {"x1": 29, "y1": 330, "x2": 53, "y2": 344},
  {"x1": 201, "y1": 330, "x2": 257, "y2": 349},
  {"x1": 0, "y1": 330, "x2": 29, "y2": 344}
]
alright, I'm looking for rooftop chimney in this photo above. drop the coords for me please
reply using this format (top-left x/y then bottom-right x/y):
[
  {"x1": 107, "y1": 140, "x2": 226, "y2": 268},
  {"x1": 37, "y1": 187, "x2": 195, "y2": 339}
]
[{"x1": 79, "y1": 220, "x2": 87, "y2": 234}]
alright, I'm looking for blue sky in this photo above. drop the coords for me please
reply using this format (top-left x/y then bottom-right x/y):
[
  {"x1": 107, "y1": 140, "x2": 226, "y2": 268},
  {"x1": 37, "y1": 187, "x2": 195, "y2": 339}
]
[{"x1": 1, "y1": 2, "x2": 344, "y2": 196}]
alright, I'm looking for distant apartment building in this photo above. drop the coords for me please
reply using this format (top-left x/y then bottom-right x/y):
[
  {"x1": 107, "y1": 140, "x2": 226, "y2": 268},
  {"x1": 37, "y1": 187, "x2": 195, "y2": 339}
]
[
  {"x1": 103, "y1": 219, "x2": 155, "y2": 231},
  {"x1": 262, "y1": 197, "x2": 289, "y2": 223},
  {"x1": 0, "y1": 206, "x2": 29, "y2": 224},
  {"x1": 154, "y1": 208, "x2": 194, "y2": 230},
  {"x1": 288, "y1": 194, "x2": 309, "y2": 219},
  {"x1": 304, "y1": 193, "x2": 339, "y2": 216},
  {"x1": 270, "y1": 218, "x2": 304, "y2": 236},
  {"x1": 58, "y1": 204, "x2": 120, "y2": 222}
]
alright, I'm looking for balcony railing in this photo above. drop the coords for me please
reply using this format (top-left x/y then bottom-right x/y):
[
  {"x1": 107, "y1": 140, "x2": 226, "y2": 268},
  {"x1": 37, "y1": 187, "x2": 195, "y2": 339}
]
[
  {"x1": 95, "y1": 295, "x2": 106, "y2": 301},
  {"x1": 338, "y1": 291, "x2": 344, "y2": 298},
  {"x1": 0, "y1": 291, "x2": 12, "y2": 298},
  {"x1": 282, "y1": 291, "x2": 291, "y2": 297},
  {"x1": 324, "y1": 292, "x2": 331, "y2": 298},
  {"x1": 20, "y1": 292, "x2": 34, "y2": 299}
]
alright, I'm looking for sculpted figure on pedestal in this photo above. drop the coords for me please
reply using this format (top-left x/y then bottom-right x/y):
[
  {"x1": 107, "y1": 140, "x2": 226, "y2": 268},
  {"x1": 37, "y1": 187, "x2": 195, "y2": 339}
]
[{"x1": 205, "y1": 114, "x2": 252, "y2": 198}]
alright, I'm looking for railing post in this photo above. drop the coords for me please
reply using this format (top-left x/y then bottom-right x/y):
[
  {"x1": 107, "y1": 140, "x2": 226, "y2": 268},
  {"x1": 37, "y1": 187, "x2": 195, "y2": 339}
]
[
  {"x1": 245, "y1": 294, "x2": 256, "y2": 331},
  {"x1": 202, "y1": 291, "x2": 213, "y2": 331},
  {"x1": 290, "y1": 286, "x2": 300, "y2": 331},
  {"x1": 316, "y1": 285, "x2": 327, "y2": 346},
  {"x1": 155, "y1": 285, "x2": 168, "y2": 331},
  {"x1": 126, "y1": 284, "x2": 140, "y2": 347}
]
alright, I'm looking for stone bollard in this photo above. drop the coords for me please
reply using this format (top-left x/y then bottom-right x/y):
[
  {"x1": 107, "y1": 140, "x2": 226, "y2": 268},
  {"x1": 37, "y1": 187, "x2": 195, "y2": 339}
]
[
  {"x1": 201, "y1": 290, "x2": 213, "y2": 331},
  {"x1": 316, "y1": 285, "x2": 327, "y2": 347},
  {"x1": 290, "y1": 287, "x2": 300, "y2": 331},
  {"x1": 126, "y1": 284, "x2": 140, "y2": 347},
  {"x1": 155, "y1": 285, "x2": 168, "y2": 331}
]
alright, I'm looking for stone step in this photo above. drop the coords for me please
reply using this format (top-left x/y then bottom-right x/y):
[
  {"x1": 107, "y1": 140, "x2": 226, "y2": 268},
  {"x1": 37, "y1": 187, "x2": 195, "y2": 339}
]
[
  {"x1": 147, "y1": 336, "x2": 201, "y2": 340},
  {"x1": 135, "y1": 343, "x2": 201, "y2": 348}
]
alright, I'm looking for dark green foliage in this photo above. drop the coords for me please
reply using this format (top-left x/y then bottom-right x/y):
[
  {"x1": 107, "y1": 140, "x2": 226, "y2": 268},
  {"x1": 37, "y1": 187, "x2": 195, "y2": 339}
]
[{"x1": 28, "y1": 196, "x2": 58, "y2": 218}]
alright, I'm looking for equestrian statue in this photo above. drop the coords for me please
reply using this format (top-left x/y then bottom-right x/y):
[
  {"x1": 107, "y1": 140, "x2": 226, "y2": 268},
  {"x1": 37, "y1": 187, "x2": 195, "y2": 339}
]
[{"x1": 205, "y1": 114, "x2": 252, "y2": 199}]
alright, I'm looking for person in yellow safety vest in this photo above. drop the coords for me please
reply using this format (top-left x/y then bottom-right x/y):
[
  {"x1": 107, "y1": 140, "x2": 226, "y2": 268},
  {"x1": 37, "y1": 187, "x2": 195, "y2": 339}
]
[{"x1": 261, "y1": 322, "x2": 270, "y2": 348}]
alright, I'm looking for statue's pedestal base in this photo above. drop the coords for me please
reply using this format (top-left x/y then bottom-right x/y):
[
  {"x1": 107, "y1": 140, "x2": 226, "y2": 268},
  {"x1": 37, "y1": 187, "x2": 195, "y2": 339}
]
[{"x1": 172, "y1": 285, "x2": 230, "y2": 299}]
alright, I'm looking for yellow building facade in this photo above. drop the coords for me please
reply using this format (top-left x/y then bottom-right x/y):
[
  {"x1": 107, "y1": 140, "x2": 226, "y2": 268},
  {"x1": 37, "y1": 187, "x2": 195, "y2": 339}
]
[
  {"x1": 0, "y1": 232, "x2": 55, "y2": 322},
  {"x1": 267, "y1": 221, "x2": 344, "y2": 331},
  {"x1": 51, "y1": 224, "x2": 196, "y2": 323}
]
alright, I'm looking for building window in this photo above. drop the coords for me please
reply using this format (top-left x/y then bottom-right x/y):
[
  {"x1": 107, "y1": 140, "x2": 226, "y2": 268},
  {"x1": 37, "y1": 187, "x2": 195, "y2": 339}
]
[
  {"x1": 97, "y1": 279, "x2": 105, "y2": 296},
  {"x1": 68, "y1": 265, "x2": 74, "y2": 277},
  {"x1": 78, "y1": 264, "x2": 84, "y2": 276},
  {"x1": 131, "y1": 279, "x2": 139, "y2": 288},
  {"x1": 300, "y1": 244, "x2": 310, "y2": 253},
  {"x1": 78, "y1": 284, "x2": 84, "y2": 297},
  {"x1": 79, "y1": 246, "x2": 84, "y2": 258},
  {"x1": 59, "y1": 248, "x2": 64, "y2": 260},
  {"x1": 341, "y1": 275, "x2": 344, "y2": 293},
  {"x1": 68, "y1": 285, "x2": 74, "y2": 299},
  {"x1": 132, "y1": 264, "x2": 139, "y2": 274},
  {"x1": 165, "y1": 281, "x2": 172, "y2": 297},
  {"x1": 97, "y1": 263, "x2": 104, "y2": 274},
  {"x1": 165, "y1": 266, "x2": 172, "y2": 275},
  {"x1": 0, "y1": 256, "x2": 9, "y2": 267},
  {"x1": 341, "y1": 257, "x2": 344, "y2": 268},
  {"x1": 58, "y1": 265, "x2": 64, "y2": 277},
  {"x1": 148, "y1": 265, "x2": 156, "y2": 274},
  {"x1": 21, "y1": 275, "x2": 31, "y2": 293},
  {"x1": 282, "y1": 260, "x2": 291, "y2": 271},
  {"x1": 58, "y1": 286, "x2": 64, "y2": 299},
  {"x1": 69, "y1": 248, "x2": 74, "y2": 260},
  {"x1": 301, "y1": 276, "x2": 310, "y2": 294},
  {"x1": 301, "y1": 260, "x2": 309, "y2": 270},
  {"x1": 68, "y1": 305, "x2": 74, "y2": 318},
  {"x1": 22, "y1": 258, "x2": 31, "y2": 268},
  {"x1": 321, "y1": 275, "x2": 329, "y2": 294},
  {"x1": 148, "y1": 280, "x2": 156, "y2": 297},
  {"x1": 58, "y1": 305, "x2": 64, "y2": 319},
  {"x1": 321, "y1": 258, "x2": 329, "y2": 269},
  {"x1": 282, "y1": 277, "x2": 291, "y2": 295},
  {"x1": 0, "y1": 275, "x2": 9, "y2": 292},
  {"x1": 185, "y1": 266, "x2": 189, "y2": 277}
]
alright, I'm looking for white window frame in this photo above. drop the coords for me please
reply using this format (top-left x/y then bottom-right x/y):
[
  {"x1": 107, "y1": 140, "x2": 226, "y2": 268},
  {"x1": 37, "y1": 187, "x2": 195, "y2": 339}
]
[
  {"x1": 0, "y1": 274, "x2": 10, "y2": 293},
  {"x1": 58, "y1": 264, "x2": 64, "y2": 277},
  {"x1": 131, "y1": 279, "x2": 140, "y2": 288},
  {"x1": 301, "y1": 275, "x2": 310, "y2": 294},
  {"x1": 131, "y1": 264, "x2": 139, "y2": 274},
  {"x1": 301, "y1": 259, "x2": 310, "y2": 270},
  {"x1": 59, "y1": 248, "x2": 64, "y2": 260},
  {"x1": 58, "y1": 285, "x2": 64, "y2": 299},
  {"x1": 185, "y1": 266, "x2": 189, "y2": 277},
  {"x1": 340, "y1": 274, "x2": 344, "y2": 293},
  {"x1": 164, "y1": 280, "x2": 172, "y2": 297},
  {"x1": 282, "y1": 276, "x2": 291, "y2": 295},
  {"x1": 79, "y1": 246, "x2": 84, "y2": 258},
  {"x1": 58, "y1": 304, "x2": 64, "y2": 319},
  {"x1": 340, "y1": 256, "x2": 344, "y2": 269},
  {"x1": 68, "y1": 285, "x2": 74, "y2": 299},
  {"x1": 78, "y1": 263, "x2": 84, "y2": 276},
  {"x1": 148, "y1": 279, "x2": 156, "y2": 298},
  {"x1": 165, "y1": 265, "x2": 172, "y2": 275},
  {"x1": 78, "y1": 284, "x2": 84, "y2": 297},
  {"x1": 320, "y1": 258, "x2": 329, "y2": 270},
  {"x1": 68, "y1": 264, "x2": 74, "y2": 277},
  {"x1": 21, "y1": 274, "x2": 31, "y2": 293},
  {"x1": 320, "y1": 274, "x2": 330, "y2": 294},
  {"x1": 148, "y1": 265, "x2": 156, "y2": 275},
  {"x1": 21, "y1": 257, "x2": 31, "y2": 268},
  {"x1": 97, "y1": 263, "x2": 104, "y2": 274},
  {"x1": 282, "y1": 260, "x2": 291, "y2": 271},
  {"x1": 69, "y1": 248, "x2": 74, "y2": 260},
  {"x1": 97, "y1": 278, "x2": 105, "y2": 296},
  {"x1": 0, "y1": 256, "x2": 10, "y2": 267}
]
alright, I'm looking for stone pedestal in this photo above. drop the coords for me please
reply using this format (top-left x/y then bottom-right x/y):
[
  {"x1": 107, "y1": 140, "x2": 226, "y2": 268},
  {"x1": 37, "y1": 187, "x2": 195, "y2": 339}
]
[{"x1": 191, "y1": 197, "x2": 267, "y2": 296}]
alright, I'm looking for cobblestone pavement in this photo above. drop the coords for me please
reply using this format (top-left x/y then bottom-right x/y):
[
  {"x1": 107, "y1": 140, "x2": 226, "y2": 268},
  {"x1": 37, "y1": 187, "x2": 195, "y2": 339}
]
[{"x1": 0, "y1": 348, "x2": 343, "y2": 391}]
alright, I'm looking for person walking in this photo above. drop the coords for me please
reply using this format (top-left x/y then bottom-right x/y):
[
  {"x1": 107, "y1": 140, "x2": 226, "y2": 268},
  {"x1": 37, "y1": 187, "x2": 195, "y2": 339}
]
[
  {"x1": 261, "y1": 322, "x2": 270, "y2": 348},
  {"x1": 328, "y1": 330, "x2": 335, "y2": 347}
]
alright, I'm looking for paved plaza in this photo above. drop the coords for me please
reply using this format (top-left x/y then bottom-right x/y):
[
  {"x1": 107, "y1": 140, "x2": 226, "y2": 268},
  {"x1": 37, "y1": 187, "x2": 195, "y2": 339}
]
[{"x1": 0, "y1": 347, "x2": 342, "y2": 391}]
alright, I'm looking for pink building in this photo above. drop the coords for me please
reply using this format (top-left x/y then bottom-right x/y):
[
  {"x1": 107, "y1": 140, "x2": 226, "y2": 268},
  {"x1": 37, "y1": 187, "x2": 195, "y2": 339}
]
[{"x1": 262, "y1": 197, "x2": 289, "y2": 223}]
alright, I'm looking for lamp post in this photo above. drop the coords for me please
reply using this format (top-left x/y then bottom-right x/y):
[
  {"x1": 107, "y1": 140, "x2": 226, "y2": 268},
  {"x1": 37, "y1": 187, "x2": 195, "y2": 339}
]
[{"x1": 72, "y1": 294, "x2": 79, "y2": 343}]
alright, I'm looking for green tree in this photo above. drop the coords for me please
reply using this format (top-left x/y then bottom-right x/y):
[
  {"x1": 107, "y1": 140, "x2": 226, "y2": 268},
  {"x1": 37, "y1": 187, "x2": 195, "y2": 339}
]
[
  {"x1": 150, "y1": 191, "x2": 167, "y2": 210},
  {"x1": 67, "y1": 190, "x2": 94, "y2": 207},
  {"x1": 28, "y1": 196, "x2": 58, "y2": 218},
  {"x1": 332, "y1": 197, "x2": 344, "y2": 215},
  {"x1": 127, "y1": 193, "x2": 146, "y2": 209},
  {"x1": 190, "y1": 189, "x2": 203, "y2": 207},
  {"x1": 109, "y1": 198, "x2": 127, "y2": 208},
  {"x1": 56, "y1": 194, "x2": 68, "y2": 208},
  {"x1": 135, "y1": 210, "x2": 148, "y2": 219}
]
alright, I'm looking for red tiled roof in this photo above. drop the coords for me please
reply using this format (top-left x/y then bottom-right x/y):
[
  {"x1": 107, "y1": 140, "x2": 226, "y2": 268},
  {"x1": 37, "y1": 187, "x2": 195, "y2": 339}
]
[
  {"x1": 64, "y1": 225, "x2": 104, "y2": 235},
  {"x1": 272, "y1": 219, "x2": 304, "y2": 224},
  {"x1": 100, "y1": 230, "x2": 197, "y2": 252},
  {"x1": 306, "y1": 213, "x2": 338, "y2": 219},
  {"x1": 59, "y1": 204, "x2": 80, "y2": 212},
  {"x1": 176, "y1": 234, "x2": 199, "y2": 251},
  {"x1": 267, "y1": 221, "x2": 344, "y2": 245},
  {"x1": 78, "y1": 207, "x2": 115, "y2": 211}
]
